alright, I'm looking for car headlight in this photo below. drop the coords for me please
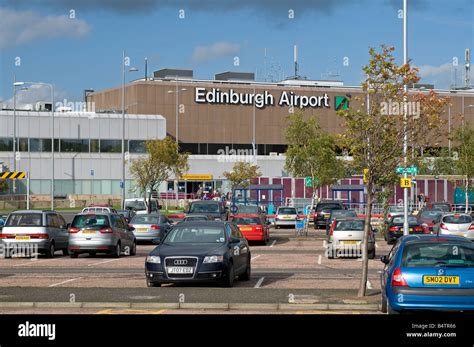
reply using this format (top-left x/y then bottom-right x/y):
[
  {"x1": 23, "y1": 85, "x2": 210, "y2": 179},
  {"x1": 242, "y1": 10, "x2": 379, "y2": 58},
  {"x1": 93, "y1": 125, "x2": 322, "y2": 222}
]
[
  {"x1": 146, "y1": 256, "x2": 161, "y2": 264},
  {"x1": 203, "y1": 255, "x2": 224, "y2": 263}
]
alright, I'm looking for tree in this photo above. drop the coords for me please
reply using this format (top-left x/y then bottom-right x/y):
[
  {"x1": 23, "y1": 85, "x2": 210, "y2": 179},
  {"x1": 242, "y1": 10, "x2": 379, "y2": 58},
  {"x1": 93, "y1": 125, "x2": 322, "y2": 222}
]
[
  {"x1": 454, "y1": 123, "x2": 474, "y2": 213},
  {"x1": 223, "y1": 161, "x2": 262, "y2": 190},
  {"x1": 0, "y1": 163, "x2": 9, "y2": 193},
  {"x1": 129, "y1": 137, "x2": 189, "y2": 212},
  {"x1": 338, "y1": 45, "x2": 419, "y2": 297},
  {"x1": 285, "y1": 111, "x2": 345, "y2": 231}
]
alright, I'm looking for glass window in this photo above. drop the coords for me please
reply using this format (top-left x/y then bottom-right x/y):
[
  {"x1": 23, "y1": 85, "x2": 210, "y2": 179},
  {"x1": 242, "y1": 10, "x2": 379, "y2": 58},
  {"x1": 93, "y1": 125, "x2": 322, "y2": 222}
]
[
  {"x1": 130, "y1": 215, "x2": 161, "y2": 224},
  {"x1": 277, "y1": 207, "x2": 297, "y2": 215},
  {"x1": 402, "y1": 242, "x2": 474, "y2": 267},
  {"x1": 334, "y1": 220, "x2": 365, "y2": 231},
  {"x1": 189, "y1": 202, "x2": 220, "y2": 213},
  {"x1": 72, "y1": 214, "x2": 110, "y2": 228},
  {"x1": 231, "y1": 224, "x2": 242, "y2": 238},
  {"x1": 90, "y1": 139, "x2": 99, "y2": 153},
  {"x1": 129, "y1": 140, "x2": 146, "y2": 153},
  {"x1": 19, "y1": 138, "x2": 28, "y2": 152},
  {"x1": 232, "y1": 217, "x2": 261, "y2": 225},
  {"x1": 29, "y1": 139, "x2": 52, "y2": 152},
  {"x1": 164, "y1": 226, "x2": 225, "y2": 244},
  {"x1": 6, "y1": 213, "x2": 43, "y2": 227},
  {"x1": 0, "y1": 138, "x2": 13, "y2": 151},
  {"x1": 100, "y1": 140, "x2": 125, "y2": 153},
  {"x1": 442, "y1": 215, "x2": 472, "y2": 224},
  {"x1": 46, "y1": 214, "x2": 60, "y2": 228},
  {"x1": 60, "y1": 139, "x2": 88, "y2": 152}
]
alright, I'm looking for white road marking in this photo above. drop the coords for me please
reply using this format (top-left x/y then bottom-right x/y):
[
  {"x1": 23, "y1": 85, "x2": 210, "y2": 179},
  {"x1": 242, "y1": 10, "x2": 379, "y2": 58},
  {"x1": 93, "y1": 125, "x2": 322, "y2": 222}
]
[
  {"x1": 87, "y1": 258, "x2": 123, "y2": 267},
  {"x1": 270, "y1": 240, "x2": 277, "y2": 247},
  {"x1": 318, "y1": 255, "x2": 322, "y2": 265},
  {"x1": 13, "y1": 258, "x2": 57, "y2": 267},
  {"x1": 375, "y1": 243, "x2": 379, "y2": 248},
  {"x1": 254, "y1": 277, "x2": 265, "y2": 288},
  {"x1": 49, "y1": 278, "x2": 81, "y2": 288},
  {"x1": 322, "y1": 240, "x2": 327, "y2": 248},
  {"x1": 367, "y1": 280, "x2": 373, "y2": 290},
  {"x1": 251, "y1": 255, "x2": 261, "y2": 261}
]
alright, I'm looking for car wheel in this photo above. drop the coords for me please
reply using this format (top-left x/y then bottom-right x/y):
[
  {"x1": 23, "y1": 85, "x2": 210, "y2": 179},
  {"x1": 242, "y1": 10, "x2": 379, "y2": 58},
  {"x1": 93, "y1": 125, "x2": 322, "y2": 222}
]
[
  {"x1": 147, "y1": 280, "x2": 161, "y2": 287},
  {"x1": 275, "y1": 225, "x2": 280, "y2": 229},
  {"x1": 45, "y1": 242, "x2": 55, "y2": 258},
  {"x1": 238, "y1": 257, "x2": 251, "y2": 281},
  {"x1": 88, "y1": 252, "x2": 96, "y2": 257},
  {"x1": 69, "y1": 252, "x2": 78, "y2": 259},
  {"x1": 62, "y1": 249, "x2": 69, "y2": 256},
  {"x1": 223, "y1": 263, "x2": 235, "y2": 287},
  {"x1": 112, "y1": 243, "x2": 121, "y2": 258},
  {"x1": 368, "y1": 247, "x2": 376, "y2": 259},
  {"x1": 130, "y1": 241, "x2": 137, "y2": 256},
  {"x1": 388, "y1": 304, "x2": 400, "y2": 315},
  {"x1": 381, "y1": 293, "x2": 388, "y2": 314}
]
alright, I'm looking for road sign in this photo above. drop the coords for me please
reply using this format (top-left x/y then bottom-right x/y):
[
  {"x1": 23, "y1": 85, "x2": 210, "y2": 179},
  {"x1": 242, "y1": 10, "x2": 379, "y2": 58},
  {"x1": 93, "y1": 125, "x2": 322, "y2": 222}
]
[
  {"x1": 396, "y1": 166, "x2": 418, "y2": 176},
  {"x1": 400, "y1": 178, "x2": 411, "y2": 188},
  {"x1": 305, "y1": 177, "x2": 312, "y2": 187},
  {"x1": 0, "y1": 172, "x2": 26, "y2": 180},
  {"x1": 363, "y1": 168, "x2": 369, "y2": 183}
]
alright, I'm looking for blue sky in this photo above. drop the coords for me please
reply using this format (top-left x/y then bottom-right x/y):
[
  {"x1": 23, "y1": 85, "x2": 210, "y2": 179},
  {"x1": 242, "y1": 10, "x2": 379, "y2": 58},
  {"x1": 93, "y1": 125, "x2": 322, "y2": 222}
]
[{"x1": 0, "y1": 0, "x2": 472, "y2": 105}]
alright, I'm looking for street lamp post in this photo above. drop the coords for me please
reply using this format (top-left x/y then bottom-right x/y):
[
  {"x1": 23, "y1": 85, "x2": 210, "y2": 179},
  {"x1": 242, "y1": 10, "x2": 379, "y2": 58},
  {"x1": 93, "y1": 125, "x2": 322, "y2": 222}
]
[
  {"x1": 14, "y1": 81, "x2": 53, "y2": 209},
  {"x1": 121, "y1": 51, "x2": 139, "y2": 209},
  {"x1": 402, "y1": 0, "x2": 410, "y2": 236},
  {"x1": 12, "y1": 80, "x2": 29, "y2": 195}
]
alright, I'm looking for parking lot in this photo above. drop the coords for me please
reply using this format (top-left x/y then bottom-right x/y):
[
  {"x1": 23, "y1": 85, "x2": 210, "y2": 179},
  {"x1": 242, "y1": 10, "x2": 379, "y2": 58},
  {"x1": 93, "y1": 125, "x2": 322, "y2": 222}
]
[{"x1": 0, "y1": 224, "x2": 390, "y2": 314}]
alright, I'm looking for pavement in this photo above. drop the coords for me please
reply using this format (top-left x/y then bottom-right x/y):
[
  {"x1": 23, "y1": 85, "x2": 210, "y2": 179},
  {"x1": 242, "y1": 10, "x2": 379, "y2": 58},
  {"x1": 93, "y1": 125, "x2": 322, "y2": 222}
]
[{"x1": 0, "y1": 226, "x2": 390, "y2": 314}]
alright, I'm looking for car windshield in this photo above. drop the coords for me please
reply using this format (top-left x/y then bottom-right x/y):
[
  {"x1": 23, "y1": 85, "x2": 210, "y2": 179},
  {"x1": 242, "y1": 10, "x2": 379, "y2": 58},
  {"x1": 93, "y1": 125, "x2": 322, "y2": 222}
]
[
  {"x1": 164, "y1": 226, "x2": 225, "y2": 244},
  {"x1": 232, "y1": 217, "x2": 261, "y2": 225},
  {"x1": 334, "y1": 220, "x2": 364, "y2": 231},
  {"x1": 72, "y1": 215, "x2": 109, "y2": 228},
  {"x1": 420, "y1": 211, "x2": 443, "y2": 220},
  {"x1": 184, "y1": 216, "x2": 208, "y2": 221},
  {"x1": 278, "y1": 208, "x2": 297, "y2": 215},
  {"x1": 442, "y1": 215, "x2": 472, "y2": 224},
  {"x1": 125, "y1": 200, "x2": 157, "y2": 211},
  {"x1": 393, "y1": 216, "x2": 418, "y2": 224},
  {"x1": 237, "y1": 205, "x2": 259, "y2": 214},
  {"x1": 130, "y1": 215, "x2": 161, "y2": 224},
  {"x1": 389, "y1": 206, "x2": 404, "y2": 213},
  {"x1": 403, "y1": 242, "x2": 474, "y2": 267},
  {"x1": 431, "y1": 204, "x2": 450, "y2": 212},
  {"x1": 332, "y1": 210, "x2": 357, "y2": 219},
  {"x1": 6, "y1": 213, "x2": 42, "y2": 227},
  {"x1": 189, "y1": 203, "x2": 219, "y2": 213},
  {"x1": 316, "y1": 203, "x2": 342, "y2": 212}
]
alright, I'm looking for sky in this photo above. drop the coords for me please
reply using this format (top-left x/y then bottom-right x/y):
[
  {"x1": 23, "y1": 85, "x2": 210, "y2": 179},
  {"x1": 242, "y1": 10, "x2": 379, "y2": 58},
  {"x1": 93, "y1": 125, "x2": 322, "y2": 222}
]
[{"x1": 0, "y1": 0, "x2": 473, "y2": 106}]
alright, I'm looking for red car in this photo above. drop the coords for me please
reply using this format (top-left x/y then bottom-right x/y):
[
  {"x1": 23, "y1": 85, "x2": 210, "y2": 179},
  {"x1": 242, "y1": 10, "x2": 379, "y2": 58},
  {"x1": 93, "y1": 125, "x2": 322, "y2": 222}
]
[{"x1": 231, "y1": 214, "x2": 270, "y2": 245}]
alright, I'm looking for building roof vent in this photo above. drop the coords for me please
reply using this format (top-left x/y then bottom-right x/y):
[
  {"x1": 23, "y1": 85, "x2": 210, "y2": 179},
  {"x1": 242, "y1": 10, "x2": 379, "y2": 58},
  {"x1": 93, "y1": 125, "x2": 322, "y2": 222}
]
[
  {"x1": 153, "y1": 68, "x2": 193, "y2": 79},
  {"x1": 215, "y1": 71, "x2": 255, "y2": 81}
]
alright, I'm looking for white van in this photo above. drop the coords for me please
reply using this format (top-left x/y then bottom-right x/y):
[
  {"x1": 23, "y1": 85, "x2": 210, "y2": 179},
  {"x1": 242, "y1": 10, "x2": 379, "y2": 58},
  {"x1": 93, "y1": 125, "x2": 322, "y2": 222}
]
[{"x1": 124, "y1": 198, "x2": 160, "y2": 214}]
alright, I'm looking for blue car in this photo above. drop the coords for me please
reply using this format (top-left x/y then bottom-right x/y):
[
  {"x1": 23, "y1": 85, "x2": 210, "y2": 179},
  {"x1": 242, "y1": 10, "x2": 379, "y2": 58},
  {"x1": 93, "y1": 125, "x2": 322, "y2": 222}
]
[{"x1": 380, "y1": 234, "x2": 474, "y2": 314}]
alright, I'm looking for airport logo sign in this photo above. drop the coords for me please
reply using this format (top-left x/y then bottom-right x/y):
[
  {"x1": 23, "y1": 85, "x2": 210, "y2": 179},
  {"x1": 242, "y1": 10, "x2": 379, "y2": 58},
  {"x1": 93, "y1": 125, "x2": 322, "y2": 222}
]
[{"x1": 335, "y1": 95, "x2": 349, "y2": 111}]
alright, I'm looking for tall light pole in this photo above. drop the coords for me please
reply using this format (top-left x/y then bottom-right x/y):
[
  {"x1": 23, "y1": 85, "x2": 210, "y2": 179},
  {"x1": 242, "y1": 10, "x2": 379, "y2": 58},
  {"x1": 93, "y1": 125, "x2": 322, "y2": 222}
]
[
  {"x1": 402, "y1": 0, "x2": 410, "y2": 236},
  {"x1": 12, "y1": 79, "x2": 28, "y2": 194},
  {"x1": 15, "y1": 81, "x2": 53, "y2": 209},
  {"x1": 121, "y1": 51, "x2": 139, "y2": 209},
  {"x1": 168, "y1": 80, "x2": 187, "y2": 207}
]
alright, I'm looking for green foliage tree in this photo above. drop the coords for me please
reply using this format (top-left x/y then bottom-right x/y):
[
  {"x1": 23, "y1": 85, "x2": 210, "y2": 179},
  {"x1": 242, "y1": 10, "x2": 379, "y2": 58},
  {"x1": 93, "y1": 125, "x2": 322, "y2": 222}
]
[
  {"x1": 129, "y1": 137, "x2": 189, "y2": 212},
  {"x1": 454, "y1": 123, "x2": 474, "y2": 212},
  {"x1": 0, "y1": 163, "x2": 9, "y2": 193},
  {"x1": 223, "y1": 161, "x2": 262, "y2": 191}
]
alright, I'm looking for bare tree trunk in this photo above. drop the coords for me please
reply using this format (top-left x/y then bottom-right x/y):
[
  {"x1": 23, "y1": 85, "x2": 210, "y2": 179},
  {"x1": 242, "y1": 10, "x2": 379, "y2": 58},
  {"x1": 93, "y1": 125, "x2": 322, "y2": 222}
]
[
  {"x1": 358, "y1": 185, "x2": 373, "y2": 297},
  {"x1": 304, "y1": 182, "x2": 317, "y2": 235},
  {"x1": 465, "y1": 179, "x2": 469, "y2": 214}
]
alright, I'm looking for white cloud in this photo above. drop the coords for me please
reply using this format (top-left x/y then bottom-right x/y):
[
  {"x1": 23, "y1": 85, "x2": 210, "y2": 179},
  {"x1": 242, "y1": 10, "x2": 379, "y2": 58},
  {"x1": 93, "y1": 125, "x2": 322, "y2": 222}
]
[
  {"x1": 0, "y1": 8, "x2": 91, "y2": 49},
  {"x1": 2, "y1": 84, "x2": 67, "y2": 110},
  {"x1": 415, "y1": 62, "x2": 474, "y2": 89},
  {"x1": 191, "y1": 42, "x2": 240, "y2": 64}
]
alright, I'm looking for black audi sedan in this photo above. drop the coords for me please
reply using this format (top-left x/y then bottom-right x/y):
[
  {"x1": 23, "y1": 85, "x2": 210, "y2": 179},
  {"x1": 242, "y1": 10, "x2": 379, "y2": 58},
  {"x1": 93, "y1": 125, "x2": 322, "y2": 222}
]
[{"x1": 145, "y1": 221, "x2": 251, "y2": 287}]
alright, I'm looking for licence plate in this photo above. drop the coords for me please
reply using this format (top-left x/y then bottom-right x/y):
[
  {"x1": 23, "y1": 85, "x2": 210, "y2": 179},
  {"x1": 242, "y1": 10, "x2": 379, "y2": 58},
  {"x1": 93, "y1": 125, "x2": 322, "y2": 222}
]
[
  {"x1": 400, "y1": 228, "x2": 413, "y2": 232},
  {"x1": 240, "y1": 227, "x2": 252, "y2": 231},
  {"x1": 324, "y1": 214, "x2": 330, "y2": 219},
  {"x1": 82, "y1": 230, "x2": 96, "y2": 234},
  {"x1": 167, "y1": 267, "x2": 194, "y2": 274},
  {"x1": 341, "y1": 241, "x2": 358, "y2": 245},
  {"x1": 15, "y1": 236, "x2": 30, "y2": 240},
  {"x1": 423, "y1": 276, "x2": 460, "y2": 285},
  {"x1": 135, "y1": 228, "x2": 148, "y2": 233},
  {"x1": 282, "y1": 216, "x2": 292, "y2": 219}
]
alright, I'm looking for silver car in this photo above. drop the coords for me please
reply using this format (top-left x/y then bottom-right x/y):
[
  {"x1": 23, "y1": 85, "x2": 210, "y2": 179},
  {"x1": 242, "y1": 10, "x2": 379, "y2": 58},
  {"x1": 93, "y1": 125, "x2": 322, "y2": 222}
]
[
  {"x1": 275, "y1": 206, "x2": 299, "y2": 228},
  {"x1": 0, "y1": 210, "x2": 69, "y2": 258},
  {"x1": 68, "y1": 213, "x2": 136, "y2": 258},
  {"x1": 129, "y1": 214, "x2": 173, "y2": 243},
  {"x1": 439, "y1": 213, "x2": 474, "y2": 240},
  {"x1": 327, "y1": 218, "x2": 375, "y2": 259}
]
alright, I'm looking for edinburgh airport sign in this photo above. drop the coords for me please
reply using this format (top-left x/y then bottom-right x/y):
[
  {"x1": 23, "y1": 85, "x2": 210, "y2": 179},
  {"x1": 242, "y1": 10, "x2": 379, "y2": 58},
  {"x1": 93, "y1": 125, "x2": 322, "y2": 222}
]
[{"x1": 194, "y1": 87, "x2": 330, "y2": 109}]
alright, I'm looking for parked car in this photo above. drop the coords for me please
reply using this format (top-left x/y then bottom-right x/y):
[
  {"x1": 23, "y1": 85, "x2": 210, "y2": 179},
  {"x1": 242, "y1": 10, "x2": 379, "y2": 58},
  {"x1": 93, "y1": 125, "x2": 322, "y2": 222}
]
[
  {"x1": 326, "y1": 209, "x2": 358, "y2": 235},
  {"x1": 0, "y1": 210, "x2": 69, "y2": 258},
  {"x1": 117, "y1": 209, "x2": 136, "y2": 223},
  {"x1": 417, "y1": 209, "x2": 444, "y2": 234},
  {"x1": 313, "y1": 200, "x2": 345, "y2": 229},
  {"x1": 129, "y1": 214, "x2": 173, "y2": 243},
  {"x1": 186, "y1": 200, "x2": 229, "y2": 221},
  {"x1": 68, "y1": 212, "x2": 136, "y2": 258},
  {"x1": 82, "y1": 204, "x2": 117, "y2": 214},
  {"x1": 380, "y1": 235, "x2": 474, "y2": 314},
  {"x1": 0, "y1": 215, "x2": 7, "y2": 230},
  {"x1": 327, "y1": 218, "x2": 375, "y2": 259},
  {"x1": 274, "y1": 206, "x2": 299, "y2": 228},
  {"x1": 124, "y1": 198, "x2": 160, "y2": 215},
  {"x1": 384, "y1": 215, "x2": 425, "y2": 244},
  {"x1": 426, "y1": 202, "x2": 451, "y2": 213},
  {"x1": 145, "y1": 221, "x2": 251, "y2": 287},
  {"x1": 233, "y1": 204, "x2": 267, "y2": 224},
  {"x1": 438, "y1": 213, "x2": 474, "y2": 240},
  {"x1": 385, "y1": 206, "x2": 405, "y2": 222},
  {"x1": 230, "y1": 214, "x2": 270, "y2": 244}
]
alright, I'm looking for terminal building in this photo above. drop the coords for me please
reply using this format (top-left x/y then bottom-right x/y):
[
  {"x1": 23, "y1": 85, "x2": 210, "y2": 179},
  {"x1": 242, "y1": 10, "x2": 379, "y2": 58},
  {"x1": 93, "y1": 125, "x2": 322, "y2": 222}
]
[{"x1": 1, "y1": 68, "x2": 473, "y2": 204}]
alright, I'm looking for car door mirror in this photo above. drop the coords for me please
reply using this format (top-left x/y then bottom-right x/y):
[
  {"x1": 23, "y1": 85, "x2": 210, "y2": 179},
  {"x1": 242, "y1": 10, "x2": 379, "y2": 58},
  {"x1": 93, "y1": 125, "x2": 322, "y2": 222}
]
[
  {"x1": 380, "y1": 255, "x2": 389, "y2": 264},
  {"x1": 230, "y1": 237, "x2": 240, "y2": 244}
]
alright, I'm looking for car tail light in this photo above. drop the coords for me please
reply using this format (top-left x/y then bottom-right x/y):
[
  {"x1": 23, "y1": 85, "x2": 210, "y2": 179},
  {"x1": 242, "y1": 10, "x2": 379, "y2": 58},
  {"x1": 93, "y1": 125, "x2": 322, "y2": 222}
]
[
  {"x1": 388, "y1": 214, "x2": 392, "y2": 219},
  {"x1": 469, "y1": 224, "x2": 474, "y2": 230},
  {"x1": 30, "y1": 234, "x2": 49, "y2": 239},
  {"x1": 99, "y1": 227, "x2": 113, "y2": 234},
  {"x1": 388, "y1": 227, "x2": 399, "y2": 232},
  {"x1": 255, "y1": 226, "x2": 263, "y2": 232},
  {"x1": 314, "y1": 212, "x2": 318, "y2": 219},
  {"x1": 329, "y1": 220, "x2": 336, "y2": 236},
  {"x1": 440, "y1": 223, "x2": 448, "y2": 231},
  {"x1": 150, "y1": 225, "x2": 161, "y2": 230},
  {"x1": 0, "y1": 234, "x2": 15, "y2": 239},
  {"x1": 414, "y1": 226, "x2": 424, "y2": 232},
  {"x1": 68, "y1": 227, "x2": 80, "y2": 233},
  {"x1": 391, "y1": 267, "x2": 408, "y2": 287}
]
